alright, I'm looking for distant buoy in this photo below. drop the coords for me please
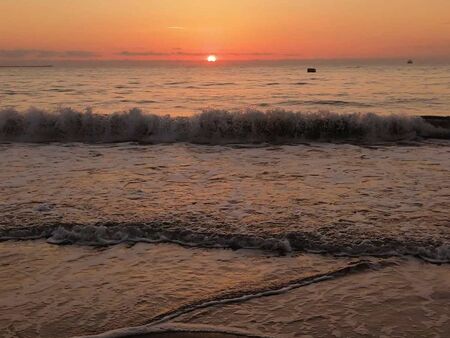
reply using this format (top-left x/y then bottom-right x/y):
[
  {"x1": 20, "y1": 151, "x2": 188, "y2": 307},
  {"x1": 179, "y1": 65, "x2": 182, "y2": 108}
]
[{"x1": 307, "y1": 68, "x2": 317, "y2": 73}]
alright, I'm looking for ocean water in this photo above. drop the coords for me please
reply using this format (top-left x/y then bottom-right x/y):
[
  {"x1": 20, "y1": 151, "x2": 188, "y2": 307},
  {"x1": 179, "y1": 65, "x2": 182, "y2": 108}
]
[
  {"x1": 0, "y1": 61, "x2": 449, "y2": 116},
  {"x1": 0, "y1": 62, "x2": 450, "y2": 338}
]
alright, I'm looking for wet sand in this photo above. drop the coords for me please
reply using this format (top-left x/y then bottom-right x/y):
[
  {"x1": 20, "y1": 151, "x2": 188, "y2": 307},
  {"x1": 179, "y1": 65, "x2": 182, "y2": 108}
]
[{"x1": 128, "y1": 333, "x2": 253, "y2": 338}]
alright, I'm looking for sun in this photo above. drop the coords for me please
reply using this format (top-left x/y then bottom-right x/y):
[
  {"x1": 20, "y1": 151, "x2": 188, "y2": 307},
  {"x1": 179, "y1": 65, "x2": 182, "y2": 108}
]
[{"x1": 207, "y1": 55, "x2": 217, "y2": 62}]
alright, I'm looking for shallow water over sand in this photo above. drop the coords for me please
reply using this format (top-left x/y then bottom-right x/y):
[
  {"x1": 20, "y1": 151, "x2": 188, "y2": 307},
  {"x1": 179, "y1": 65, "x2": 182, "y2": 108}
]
[
  {"x1": 1, "y1": 241, "x2": 448, "y2": 338},
  {"x1": 174, "y1": 258, "x2": 450, "y2": 338},
  {"x1": 0, "y1": 241, "x2": 353, "y2": 337},
  {"x1": 1, "y1": 141, "x2": 449, "y2": 260}
]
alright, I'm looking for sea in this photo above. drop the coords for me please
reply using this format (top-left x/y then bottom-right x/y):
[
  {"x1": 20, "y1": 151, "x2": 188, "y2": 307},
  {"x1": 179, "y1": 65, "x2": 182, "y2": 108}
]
[{"x1": 0, "y1": 61, "x2": 449, "y2": 338}]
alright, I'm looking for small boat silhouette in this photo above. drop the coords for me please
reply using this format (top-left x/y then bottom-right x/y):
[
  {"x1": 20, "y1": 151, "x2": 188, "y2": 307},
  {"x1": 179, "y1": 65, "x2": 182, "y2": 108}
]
[
  {"x1": 307, "y1": 68, "x2": 317, "y2": 73},
  {"x1": 407, "y1": 59, "x2": 413, "y2": 64}
]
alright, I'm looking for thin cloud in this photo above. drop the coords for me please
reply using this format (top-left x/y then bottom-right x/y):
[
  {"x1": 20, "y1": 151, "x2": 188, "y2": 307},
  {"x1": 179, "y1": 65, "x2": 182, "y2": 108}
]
[
  {"x1": 282, "y1": 53, "x2": 305, "y2": 57},
  {"x1": 63, "y1": 50, "x2": 98, "y2": 57},
  {"x1": 224, "y1": 52, "x2": 274, "y2": 56},
  {"x1": 167, "y1": 26, "x2": 186, "y2": 30},
  {"x1": 118, "y1": 50, "x2": 276, "y2": 57},
  {"x1": 119, "y1": 50, "x2": 205, "y2": 57},
  {"x1": 173, "y1": 51, "x2": 206, "y2": 56},
  {"x1": 0, "y1": 49, "x2": 98, "y2": 59},
  {"x1": 118, "y1": 51, "x2": 169, "y2": 56}
]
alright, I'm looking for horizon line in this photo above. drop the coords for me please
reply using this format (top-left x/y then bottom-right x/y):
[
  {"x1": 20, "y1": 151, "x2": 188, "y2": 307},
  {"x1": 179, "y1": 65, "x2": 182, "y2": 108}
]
[{"x1": 1, "y1": 56, "x2": 449, "y2": 66}]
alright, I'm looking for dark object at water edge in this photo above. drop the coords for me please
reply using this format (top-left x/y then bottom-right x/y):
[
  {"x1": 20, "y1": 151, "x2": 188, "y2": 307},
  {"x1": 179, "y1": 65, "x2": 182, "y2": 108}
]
[
  {"x1": 307, "y1": 68, "x2": 317, "y2": 73},
  {"x1": 421, "y1": 115, "x2": 450, "y2": 129},
  {"x1": 407, "y1": 59, "x2": 413, "y2": 64}
]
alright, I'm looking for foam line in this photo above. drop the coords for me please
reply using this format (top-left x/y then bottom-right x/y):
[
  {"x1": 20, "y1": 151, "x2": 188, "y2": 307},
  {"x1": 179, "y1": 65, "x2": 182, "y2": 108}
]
[{"x1": 2, "y1": 222, "x2": 448, "y2": 263}]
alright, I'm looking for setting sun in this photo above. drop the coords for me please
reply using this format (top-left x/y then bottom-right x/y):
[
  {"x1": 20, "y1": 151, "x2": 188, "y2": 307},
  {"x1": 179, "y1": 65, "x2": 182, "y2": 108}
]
[{"x1": 207, "y1": 55, "x2": 217, "y2": 62}]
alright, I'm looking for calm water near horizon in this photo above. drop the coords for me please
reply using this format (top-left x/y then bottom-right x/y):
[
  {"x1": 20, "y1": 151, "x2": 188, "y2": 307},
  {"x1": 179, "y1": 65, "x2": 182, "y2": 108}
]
[
  {"x1": 1, "y1": 61, "x2": 449, "y2": 116},
  {"x1": 1, "y1": 61, "x2": 449, "y2": 338}
]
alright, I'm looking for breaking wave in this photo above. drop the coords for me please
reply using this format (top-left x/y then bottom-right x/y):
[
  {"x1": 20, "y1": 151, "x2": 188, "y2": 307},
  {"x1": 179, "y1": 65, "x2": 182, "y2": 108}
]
[
  {"x1": 1, "y1": 107, "x2": 448, "y2": 144},
  {"x1": 1, "y1": 222, "x2": 449, "y2": 263}
]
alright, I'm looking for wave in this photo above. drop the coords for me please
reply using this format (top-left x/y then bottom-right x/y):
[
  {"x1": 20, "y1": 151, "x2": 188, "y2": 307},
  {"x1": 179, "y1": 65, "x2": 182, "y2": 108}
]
[
  {"x1": 1, "y1": 222, "x2": 449, "y2": 263},
  {"x1": 0, "y1": 107, "x2": 448, "y2": 144},
  {"x1": 303, "y1": 99, "x2": 374, "y2": 107}
]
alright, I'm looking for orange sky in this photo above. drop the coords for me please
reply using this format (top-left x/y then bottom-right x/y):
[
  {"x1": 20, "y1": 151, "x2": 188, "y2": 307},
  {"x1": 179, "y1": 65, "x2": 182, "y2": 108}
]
[{"x1": 0, "y1": 0, "x2": 449, "y2": 61}]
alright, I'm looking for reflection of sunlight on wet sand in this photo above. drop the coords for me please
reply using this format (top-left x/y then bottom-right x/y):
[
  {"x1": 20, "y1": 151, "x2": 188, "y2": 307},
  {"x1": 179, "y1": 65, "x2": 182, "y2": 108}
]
[
  {"x1": 85, "y1": 323, "x2": 264, "y2": 338},
  {"x1": 175, "y1": 260, "x2": 450, "y2": 338},
  {"x1": 106, "y1": 332, "x2": 257, "y2": 338},
  {"x1": 0, "y1": 241, "x2": 348, "y2": 337}
]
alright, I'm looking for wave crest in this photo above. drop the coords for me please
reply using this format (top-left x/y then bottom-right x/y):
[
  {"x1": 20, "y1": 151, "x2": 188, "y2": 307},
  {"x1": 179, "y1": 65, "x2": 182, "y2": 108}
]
[
  {"x1": 1, "y1": 107, "x2": 448, "y2": 143},
  {"x1": 1, "y1": 223, "x2": 449, "y2": 263}
]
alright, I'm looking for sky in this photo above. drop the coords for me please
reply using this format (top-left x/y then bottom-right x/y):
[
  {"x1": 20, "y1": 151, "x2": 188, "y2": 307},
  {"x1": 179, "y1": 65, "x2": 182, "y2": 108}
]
[{"x1": 0, "y1": 0, "x2": 449, "y2": 63}]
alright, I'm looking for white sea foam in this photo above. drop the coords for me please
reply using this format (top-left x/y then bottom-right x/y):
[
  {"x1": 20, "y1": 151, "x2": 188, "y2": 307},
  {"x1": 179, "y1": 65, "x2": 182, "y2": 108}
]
[{"x1": 1, "y1": 223, "x2": 449, "y2": 263}]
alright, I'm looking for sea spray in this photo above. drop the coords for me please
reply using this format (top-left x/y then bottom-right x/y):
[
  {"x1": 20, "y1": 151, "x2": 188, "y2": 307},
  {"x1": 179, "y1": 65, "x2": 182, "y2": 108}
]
[{"x1": 1, "y1": 107, "x2": 448, "y2": 143}]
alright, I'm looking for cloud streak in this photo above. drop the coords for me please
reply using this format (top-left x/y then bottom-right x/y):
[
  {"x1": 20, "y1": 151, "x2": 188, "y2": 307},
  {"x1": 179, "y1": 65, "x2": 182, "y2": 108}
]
[
  {"x1": 118, "y1": 51, "x2": 208, "y2": 57},
  {"x1": 118, "y1": 51, "x2": 169, "y2": 56},
  {"x1": 118, "y1": 50, "x2": 275, "y2": 57},
  {"x1": 0, "y1": 49, "x2": 280, "y2": 60},
  {"x1": 0, "y1": 49, "x2": 98, "y2": 59},
  {"x1": 222, "y1": 52, "x2": 274, "y2": 56}
]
